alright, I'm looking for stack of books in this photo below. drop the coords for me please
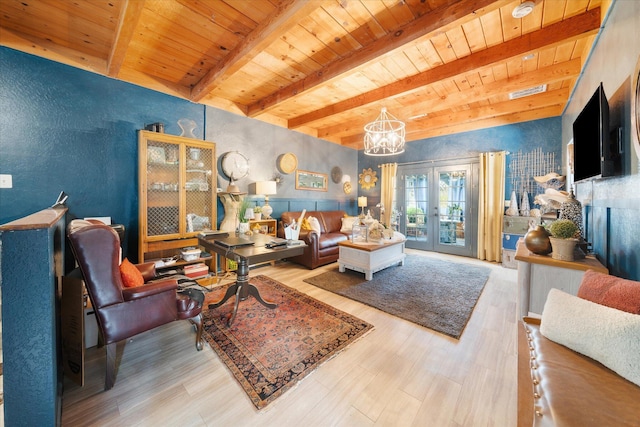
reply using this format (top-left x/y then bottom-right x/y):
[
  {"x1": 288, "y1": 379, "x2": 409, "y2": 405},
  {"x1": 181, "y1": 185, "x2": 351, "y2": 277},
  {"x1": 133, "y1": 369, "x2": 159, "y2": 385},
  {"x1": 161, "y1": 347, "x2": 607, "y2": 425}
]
[{"x1": 183, "y1": 263, "x2": 209, "y2": 279}]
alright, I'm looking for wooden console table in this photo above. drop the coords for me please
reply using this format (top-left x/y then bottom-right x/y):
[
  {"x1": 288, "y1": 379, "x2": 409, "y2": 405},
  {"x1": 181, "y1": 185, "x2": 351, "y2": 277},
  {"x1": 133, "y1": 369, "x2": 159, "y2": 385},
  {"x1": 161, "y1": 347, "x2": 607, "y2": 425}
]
[{"x1": 515, "y1": 240, "x2": 608, "y2": 317}]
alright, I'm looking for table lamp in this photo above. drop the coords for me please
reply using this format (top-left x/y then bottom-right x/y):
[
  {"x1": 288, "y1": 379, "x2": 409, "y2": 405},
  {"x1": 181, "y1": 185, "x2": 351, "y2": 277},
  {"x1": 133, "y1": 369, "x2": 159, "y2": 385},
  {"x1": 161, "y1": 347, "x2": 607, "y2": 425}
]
[
  {"x1": 243, "y1": 208, "x2": 254, "y2": 221},
  {"x1": 255, "y1": 181, "x2": 277, "y2": 219},
  {"x1": 358, "y1": 196, "x2": 367, "y2": 217}
]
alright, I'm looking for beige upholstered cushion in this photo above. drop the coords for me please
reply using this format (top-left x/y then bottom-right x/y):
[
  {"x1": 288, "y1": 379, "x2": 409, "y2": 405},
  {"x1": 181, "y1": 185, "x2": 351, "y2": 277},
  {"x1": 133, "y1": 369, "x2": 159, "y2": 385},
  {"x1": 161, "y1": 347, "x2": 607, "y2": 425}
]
[
  {"x1": 307, "y1": 216, "x2": 321, "y2": 234},
  {"x1": 541, "y1": 289, "x2": 640, "y2": 387},
  {"x1": 340, "y1": 216, "x2": 359, "y2": 233}
]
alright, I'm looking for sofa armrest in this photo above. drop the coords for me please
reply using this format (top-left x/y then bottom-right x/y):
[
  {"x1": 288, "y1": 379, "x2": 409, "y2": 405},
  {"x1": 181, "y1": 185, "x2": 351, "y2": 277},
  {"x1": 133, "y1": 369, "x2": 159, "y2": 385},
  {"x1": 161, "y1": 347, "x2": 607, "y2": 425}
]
[
  {"x1": 299, "y1": 229, "x2": 319, "y2": 247},
  {"x1": 517, "y1": 316, "x2": 640, "y2": 426}
]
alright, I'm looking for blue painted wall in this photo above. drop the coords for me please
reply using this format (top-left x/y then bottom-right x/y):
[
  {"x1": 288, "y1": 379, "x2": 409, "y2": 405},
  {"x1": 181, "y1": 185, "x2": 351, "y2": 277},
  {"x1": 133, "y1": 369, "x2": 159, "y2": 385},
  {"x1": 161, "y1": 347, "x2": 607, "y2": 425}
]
[
  {"x1": 0, "y1": 47, "x2": 358, "y2": 262},
  {"x1": 561, "y1": 0, "x2": 640, "y2": 280},
  {"x1": 0, "y1": 212, "x2": 66, "y2": 426},
  {"x1": 0, "y1": 47, "x2": 204, "y2": 260}
]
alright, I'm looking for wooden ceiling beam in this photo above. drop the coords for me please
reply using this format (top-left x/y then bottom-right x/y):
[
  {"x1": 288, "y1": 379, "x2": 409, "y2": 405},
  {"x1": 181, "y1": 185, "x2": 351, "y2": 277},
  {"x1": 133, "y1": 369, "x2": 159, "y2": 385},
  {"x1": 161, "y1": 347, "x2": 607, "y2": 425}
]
[
  {"x1": 291, "y1": 7, "x2": 601, "y2": 129},
  {"x1": 317, "y1": 59, "x2": 581, "y2": 138},
  {"x1": 340, "y1": 89, "x2": 568, "y2": 146},
  {"x1": 190, "y1": 0, "x2": 323, "y2": 102},
  {"x1": 245, "y1": 0, "x2": 507, "y2": 117},
  {"x1": 107, "y1": 0, "x2": 145, "y2": 77}
]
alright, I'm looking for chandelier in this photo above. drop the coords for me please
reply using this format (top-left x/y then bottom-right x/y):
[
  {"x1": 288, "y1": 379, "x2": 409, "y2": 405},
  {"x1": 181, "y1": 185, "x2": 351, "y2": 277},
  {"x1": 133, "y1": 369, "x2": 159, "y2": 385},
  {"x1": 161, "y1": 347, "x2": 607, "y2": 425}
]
[{"x1": 364, "y1": 107, "x2": 406, "y2": 156}]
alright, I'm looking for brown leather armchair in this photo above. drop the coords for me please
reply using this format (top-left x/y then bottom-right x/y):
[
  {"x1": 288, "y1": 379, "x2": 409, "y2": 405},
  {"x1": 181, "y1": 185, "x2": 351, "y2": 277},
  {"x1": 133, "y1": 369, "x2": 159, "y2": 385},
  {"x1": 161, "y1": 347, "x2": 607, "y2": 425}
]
[{"x1": 67, "y1": 221, "x2": 203, "y2": 390}]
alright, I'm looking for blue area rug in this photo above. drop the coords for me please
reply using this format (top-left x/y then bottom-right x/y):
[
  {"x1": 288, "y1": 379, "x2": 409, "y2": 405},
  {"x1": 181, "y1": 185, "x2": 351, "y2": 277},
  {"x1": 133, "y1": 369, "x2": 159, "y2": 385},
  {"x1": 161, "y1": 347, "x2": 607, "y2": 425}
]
[{"x1": 304, "y1": 255, "x2": 491, "y2": 338}]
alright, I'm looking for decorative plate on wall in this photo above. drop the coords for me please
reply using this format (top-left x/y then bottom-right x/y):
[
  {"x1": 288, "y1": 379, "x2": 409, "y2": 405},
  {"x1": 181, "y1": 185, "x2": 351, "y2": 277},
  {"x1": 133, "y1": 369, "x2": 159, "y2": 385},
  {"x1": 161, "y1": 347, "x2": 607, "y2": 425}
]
[
  {"x1": 331, "y1": 166, "x2": 343, "y2": 183},
  {"x1": 343, "y1": 181, "x2": 352, "y2": 194},
  {"x1": 278, "y1": 152, "x2": 298, "y2": 174},
  {"x1": 359, "y1": 168, "x2": 378, "y2": 190}
]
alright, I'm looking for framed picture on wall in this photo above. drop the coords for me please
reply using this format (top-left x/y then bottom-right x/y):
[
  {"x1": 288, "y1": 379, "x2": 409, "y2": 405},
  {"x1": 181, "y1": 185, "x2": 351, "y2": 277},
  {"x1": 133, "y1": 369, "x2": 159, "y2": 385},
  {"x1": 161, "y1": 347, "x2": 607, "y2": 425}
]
[{"x1": 295, "y1": 170, "x2": 328, "y2": 191}]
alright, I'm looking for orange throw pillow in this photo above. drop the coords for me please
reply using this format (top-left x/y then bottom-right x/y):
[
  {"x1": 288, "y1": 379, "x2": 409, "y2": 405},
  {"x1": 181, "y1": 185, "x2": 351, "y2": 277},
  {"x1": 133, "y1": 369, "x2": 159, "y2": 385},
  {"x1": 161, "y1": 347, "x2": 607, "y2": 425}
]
[
  {"x1": 577, "y1": 270, "x2": 640, "y2": 314},
  {"x1": 119, "y1": 258, "x2": 144, "y2": 288}
]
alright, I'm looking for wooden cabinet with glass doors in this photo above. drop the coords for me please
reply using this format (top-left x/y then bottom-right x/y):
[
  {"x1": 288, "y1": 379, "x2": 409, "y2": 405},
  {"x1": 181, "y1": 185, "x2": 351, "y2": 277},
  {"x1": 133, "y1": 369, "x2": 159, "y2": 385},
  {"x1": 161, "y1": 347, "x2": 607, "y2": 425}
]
[{"x1": 138, "y1": 130, "x2": 216, "y2": 265}]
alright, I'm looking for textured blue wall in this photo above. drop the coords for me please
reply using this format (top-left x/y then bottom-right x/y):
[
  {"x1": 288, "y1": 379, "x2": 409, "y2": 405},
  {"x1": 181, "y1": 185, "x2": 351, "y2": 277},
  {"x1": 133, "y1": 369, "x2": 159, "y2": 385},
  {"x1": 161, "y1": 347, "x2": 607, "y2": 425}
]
[
  {"x1": 561, "y1": 0, "x2": 640, "y2": 280},
  {"x1": 0, "y1": 214, "x2": 65, "y2": 426},
  {"x1": 0, "y1": 47, "x2": 360, "y2": 261},
  {"x1": 0, "y1": 47, "x2": 204, "y2": 259}
]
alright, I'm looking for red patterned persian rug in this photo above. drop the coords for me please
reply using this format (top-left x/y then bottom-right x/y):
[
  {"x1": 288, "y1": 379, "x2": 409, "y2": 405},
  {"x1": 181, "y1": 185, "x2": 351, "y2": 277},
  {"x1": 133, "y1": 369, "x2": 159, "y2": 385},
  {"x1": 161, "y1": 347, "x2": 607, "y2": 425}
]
[{"x1": 202, "y1": 275, "x2": 373, "y2": 410}]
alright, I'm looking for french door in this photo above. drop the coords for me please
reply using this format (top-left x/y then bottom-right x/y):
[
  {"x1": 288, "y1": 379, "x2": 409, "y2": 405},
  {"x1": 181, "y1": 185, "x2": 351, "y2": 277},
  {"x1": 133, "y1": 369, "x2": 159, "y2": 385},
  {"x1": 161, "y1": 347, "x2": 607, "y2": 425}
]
[{"x1": 396, "y1": 163, "x2": 477, "y2": 257}]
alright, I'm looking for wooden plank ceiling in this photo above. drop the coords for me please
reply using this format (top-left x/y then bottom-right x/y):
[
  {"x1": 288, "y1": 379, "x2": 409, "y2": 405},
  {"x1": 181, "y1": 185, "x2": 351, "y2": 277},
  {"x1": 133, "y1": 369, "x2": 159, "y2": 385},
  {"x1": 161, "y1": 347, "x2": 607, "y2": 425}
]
[{"x1": 0, "y1": 0, "x2": 610, "y2": 149}]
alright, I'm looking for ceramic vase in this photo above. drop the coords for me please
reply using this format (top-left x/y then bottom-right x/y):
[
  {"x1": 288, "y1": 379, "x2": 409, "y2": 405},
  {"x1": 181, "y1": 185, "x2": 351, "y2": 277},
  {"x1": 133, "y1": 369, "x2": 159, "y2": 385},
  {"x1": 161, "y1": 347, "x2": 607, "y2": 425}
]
[
  {"x1": 238, "y1": 222, "x2": 250, "y2": 235},
  {"x1": 524, "y1": 225, "x2": 552, "y2": 255},
  {"x1": 559, "y1": 190, "x2": 583, "y2": 238}
]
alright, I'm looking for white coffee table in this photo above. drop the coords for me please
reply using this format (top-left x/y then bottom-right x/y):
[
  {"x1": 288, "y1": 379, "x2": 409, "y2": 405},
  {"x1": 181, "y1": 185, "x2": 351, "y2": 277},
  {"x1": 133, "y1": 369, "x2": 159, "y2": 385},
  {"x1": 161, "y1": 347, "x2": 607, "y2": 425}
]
[{"x1": 338, "y1": 238, "x2": 406, "y2": 280}]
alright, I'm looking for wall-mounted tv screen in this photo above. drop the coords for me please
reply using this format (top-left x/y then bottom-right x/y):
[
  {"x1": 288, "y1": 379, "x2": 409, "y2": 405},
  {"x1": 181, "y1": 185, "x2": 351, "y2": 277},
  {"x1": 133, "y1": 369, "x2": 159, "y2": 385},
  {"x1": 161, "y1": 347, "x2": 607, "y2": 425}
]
[{"x1": 572, "y1": 83, "x2": 610, "y2": 182}]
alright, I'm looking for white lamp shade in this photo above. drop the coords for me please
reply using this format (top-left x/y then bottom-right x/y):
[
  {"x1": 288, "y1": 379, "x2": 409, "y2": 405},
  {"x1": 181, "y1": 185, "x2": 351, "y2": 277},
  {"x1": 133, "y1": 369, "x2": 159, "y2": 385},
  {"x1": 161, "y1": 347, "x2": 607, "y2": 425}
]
[
  {"x1": 255, "y1": 181, "x2": 277, "y2": 195},
  {"x1": 358, "y1": 196, "x2": 367, "y2": 207},
  {"x1": 244, "y1": 208, "x2": 254, "y2": 220}
]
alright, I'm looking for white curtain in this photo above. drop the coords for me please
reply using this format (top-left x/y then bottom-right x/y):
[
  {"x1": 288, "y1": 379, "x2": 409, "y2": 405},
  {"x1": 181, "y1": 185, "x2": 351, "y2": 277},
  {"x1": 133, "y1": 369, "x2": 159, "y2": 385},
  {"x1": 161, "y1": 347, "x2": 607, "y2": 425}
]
[
  {"x1": 380, "y1": 163, "x2": 397, "y2": 227},
  {"x1": 478, "y1": 152, "x2": 506, "y2": 262}
]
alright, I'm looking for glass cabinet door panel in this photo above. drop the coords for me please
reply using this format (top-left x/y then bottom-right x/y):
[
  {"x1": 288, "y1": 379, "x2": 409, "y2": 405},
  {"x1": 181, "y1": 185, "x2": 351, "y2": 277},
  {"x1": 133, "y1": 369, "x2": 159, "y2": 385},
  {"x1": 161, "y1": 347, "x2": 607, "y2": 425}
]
[
  {"x1": 184, "y1": 143, "x2": 214, "y2": 232},
  {"x1": 146, "y1": 141, "x2": 180, "y2": 237}
]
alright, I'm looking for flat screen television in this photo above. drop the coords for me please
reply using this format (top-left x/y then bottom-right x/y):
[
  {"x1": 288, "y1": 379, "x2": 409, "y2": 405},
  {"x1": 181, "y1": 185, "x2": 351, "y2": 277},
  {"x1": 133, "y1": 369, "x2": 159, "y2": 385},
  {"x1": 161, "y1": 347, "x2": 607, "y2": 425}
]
[{"x1": 572, "y1": 83, "x2": 610, "y2": 182}]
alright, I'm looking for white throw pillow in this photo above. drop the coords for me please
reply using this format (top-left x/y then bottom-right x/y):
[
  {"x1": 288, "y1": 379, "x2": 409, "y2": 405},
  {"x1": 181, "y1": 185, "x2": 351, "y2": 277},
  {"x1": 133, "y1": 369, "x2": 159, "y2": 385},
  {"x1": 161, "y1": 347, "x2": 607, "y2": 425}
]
[
  {"x1": 540, "y1": 289, "x2": 640, "y2": 387},
  {"x1": 307, "y1": 216, "x2": 321, "y2": 234},
  {"x1": 340, "y1": 216, "x2": 358, "y2": 233}
]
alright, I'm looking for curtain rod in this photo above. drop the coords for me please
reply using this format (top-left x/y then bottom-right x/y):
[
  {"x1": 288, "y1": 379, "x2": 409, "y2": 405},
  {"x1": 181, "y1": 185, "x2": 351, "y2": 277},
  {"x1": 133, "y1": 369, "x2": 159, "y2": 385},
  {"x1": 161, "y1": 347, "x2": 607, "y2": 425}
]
[{"x1": 377, "y1": 151, "x2": 509, "y2": 168}]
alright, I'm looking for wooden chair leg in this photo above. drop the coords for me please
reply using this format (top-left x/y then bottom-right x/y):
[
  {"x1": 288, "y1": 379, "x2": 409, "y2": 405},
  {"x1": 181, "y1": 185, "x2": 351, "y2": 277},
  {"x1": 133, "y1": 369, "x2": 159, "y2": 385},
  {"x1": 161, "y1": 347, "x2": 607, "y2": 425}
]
[
  {"x1": 105, "y1": 342, "x2": 117, "y2": 391},
  {"x1": 190, "y1": 314, "x2": 203, "y2": 351}
]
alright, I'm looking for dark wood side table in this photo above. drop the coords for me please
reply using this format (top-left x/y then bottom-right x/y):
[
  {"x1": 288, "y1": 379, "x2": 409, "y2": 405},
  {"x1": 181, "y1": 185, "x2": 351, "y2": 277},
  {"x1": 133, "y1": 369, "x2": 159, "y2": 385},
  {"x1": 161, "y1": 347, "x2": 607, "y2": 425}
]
[{"x1": 198, "y1": 234, "x2": 305, "y2": 326}]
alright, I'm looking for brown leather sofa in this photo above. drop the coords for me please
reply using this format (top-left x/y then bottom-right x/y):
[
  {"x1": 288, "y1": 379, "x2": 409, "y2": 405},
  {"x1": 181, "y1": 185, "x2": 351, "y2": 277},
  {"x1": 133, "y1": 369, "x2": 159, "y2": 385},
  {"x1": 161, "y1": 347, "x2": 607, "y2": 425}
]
[
  {"x1": 517, "y1": 316, "x2": 640, "y2": 426},
  {"x1": 277, "y1": 210, "x2": 350, "y2": 269}
]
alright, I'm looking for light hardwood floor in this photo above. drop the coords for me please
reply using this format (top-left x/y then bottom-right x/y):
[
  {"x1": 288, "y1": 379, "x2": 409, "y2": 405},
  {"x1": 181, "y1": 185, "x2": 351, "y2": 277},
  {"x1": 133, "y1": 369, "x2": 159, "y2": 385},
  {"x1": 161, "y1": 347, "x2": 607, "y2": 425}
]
[{"x1": 61, "y1": 249, "x2": 518, "y2": 427}]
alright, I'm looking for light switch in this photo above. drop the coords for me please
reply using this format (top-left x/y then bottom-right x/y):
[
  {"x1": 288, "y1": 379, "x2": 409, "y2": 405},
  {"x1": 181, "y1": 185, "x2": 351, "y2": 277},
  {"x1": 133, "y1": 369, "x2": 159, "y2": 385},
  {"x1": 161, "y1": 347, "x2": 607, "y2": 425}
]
[{"x1": 0, "y1": 174, "x2": 13, "y2": 188}]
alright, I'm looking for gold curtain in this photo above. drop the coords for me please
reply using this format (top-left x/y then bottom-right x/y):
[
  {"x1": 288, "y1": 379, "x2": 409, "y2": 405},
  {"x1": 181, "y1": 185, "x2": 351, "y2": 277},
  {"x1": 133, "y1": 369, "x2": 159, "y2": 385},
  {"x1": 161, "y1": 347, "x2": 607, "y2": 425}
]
[
  {"x1": 478, "y1": 152, "x2": 506, "y2": 262},
  {"x1": 380, "y1": 163, "x2": 397, "y2": 227}
]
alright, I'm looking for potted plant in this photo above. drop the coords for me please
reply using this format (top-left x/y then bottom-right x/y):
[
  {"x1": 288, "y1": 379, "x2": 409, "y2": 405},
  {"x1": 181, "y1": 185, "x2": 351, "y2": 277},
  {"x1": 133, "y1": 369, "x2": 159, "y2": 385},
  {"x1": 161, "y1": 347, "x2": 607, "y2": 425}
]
[
  {"x1": 547, "y1": 219, "x2": 579, "y2": 261},
  {"x1": 238, "y1": 198, "x2": 252, "y2": 234},
  {"x1": 253, "y1": 206, "x2": 262, "y2": 221}
]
